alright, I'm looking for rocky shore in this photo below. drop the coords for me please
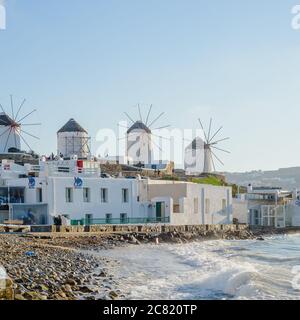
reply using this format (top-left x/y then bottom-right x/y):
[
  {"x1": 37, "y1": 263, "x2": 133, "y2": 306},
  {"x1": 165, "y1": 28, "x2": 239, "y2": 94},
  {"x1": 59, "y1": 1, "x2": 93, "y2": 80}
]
[
  {"x1": 1, "y1": 225, "x2": 297, "y2": 301},
  {"x1": 0, "y1": 234, "x2": 122, "y2": 301}
]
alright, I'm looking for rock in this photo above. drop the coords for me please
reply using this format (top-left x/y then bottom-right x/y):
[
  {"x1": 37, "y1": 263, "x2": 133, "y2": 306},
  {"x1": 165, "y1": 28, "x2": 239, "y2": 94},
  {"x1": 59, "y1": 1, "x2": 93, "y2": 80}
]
[
  {"x1": 63, "y1": 284, "x2": 73, "y2": 292},
  {"x1": 15, "y1": 294, "x2": 26, "y2": 300},
  {"x1": 79, "y1": 286, "x2": 94, "y2": 293},
  {"x1": 109, "y1": 291, "x2": 118, "y2": 300},
  {"x1": 65, "y1": 278, "x2": 77, "y2": 286}
]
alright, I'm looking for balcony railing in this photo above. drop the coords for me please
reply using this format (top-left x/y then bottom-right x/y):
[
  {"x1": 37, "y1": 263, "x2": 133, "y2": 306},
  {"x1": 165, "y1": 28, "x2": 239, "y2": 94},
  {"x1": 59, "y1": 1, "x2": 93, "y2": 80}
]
[{"x1": 71, "y1": 216, "x2": 170, "y2": 226}]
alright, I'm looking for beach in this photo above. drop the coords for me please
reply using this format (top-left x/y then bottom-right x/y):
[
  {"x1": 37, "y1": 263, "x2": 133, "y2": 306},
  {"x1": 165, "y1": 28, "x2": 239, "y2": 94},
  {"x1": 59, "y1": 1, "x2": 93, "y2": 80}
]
[{"x1": 1, "y1": 228, "x2": 299, "y2": 300}]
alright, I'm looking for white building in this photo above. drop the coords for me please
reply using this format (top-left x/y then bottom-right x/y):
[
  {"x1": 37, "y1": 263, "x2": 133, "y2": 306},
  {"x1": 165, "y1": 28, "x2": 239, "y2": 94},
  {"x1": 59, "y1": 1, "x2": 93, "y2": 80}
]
[
  {"x1": 57, "y1": 118, "x2": 91, "y2": 159},
  {"x1": 233, "y1": 185, "x2": 300, "y2": 228},
  {"x1": 0, "y1": 158, "x2": 233, "y2": 226}
]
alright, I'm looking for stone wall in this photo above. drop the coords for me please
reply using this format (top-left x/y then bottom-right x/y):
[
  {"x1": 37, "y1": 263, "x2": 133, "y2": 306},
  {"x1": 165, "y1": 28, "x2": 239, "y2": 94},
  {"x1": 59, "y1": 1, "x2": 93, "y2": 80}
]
[{"x1": 49, "y1": 224, "x2": 249, "y2": 234}]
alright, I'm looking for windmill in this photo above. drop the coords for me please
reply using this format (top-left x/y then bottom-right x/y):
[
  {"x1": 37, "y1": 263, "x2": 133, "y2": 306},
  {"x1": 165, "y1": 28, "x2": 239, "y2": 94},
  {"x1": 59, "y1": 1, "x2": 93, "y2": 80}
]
[
  {"x1": 0, "y1": 95, "x2": 41, "y2": 153},
  {"x1": 120, "y1": 104, "x2": 170, "y2": 165},
  {"x1": 185, "y1": 118, "x2": 230, "y2": 175}
]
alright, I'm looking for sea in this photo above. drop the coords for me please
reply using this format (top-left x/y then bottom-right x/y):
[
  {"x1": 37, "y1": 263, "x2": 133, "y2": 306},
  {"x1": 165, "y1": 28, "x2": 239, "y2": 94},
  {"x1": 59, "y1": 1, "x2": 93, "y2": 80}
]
[{"x1": 98, "y1": 234, "x2": 300, "y2": 300}]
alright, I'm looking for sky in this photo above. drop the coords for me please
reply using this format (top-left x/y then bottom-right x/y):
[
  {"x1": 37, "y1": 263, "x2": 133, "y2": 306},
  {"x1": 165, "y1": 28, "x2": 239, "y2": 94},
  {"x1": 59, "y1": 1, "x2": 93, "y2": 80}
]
[{"x1": 1, "y1": 0, "x2": 300, "y2": 172}]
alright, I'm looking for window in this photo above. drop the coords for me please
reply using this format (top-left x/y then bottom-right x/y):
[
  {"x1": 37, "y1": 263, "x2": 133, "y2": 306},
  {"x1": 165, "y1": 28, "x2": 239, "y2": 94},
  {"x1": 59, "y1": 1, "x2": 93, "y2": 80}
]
[
  {"x1": 36, "y1": 188, "x2": 43, "y2": 203},
  {"x1": 122, "y1": 188, "x2": 129, "y2": 203},
  {"x1": 101, "y1": 188, "x2": 108, "y2": 203},
  {"x1": 83, "y1": 188, "x2": 90, "y2": 202},
  {"x1": 106, "y1": 213, "x2": 112, "y2": 223},
  {"x1": 194, "y1": 197, "x2": 199, "y2": 214},
  {"x1": 65, "y1": 188, "x2": 73, "y2": 203},
  {"x1": 120, "y1": 213, "x2": 127, "y2": 223},
  {"x1": 205, "y1": 199, "x2": 210, "y2": 214}
]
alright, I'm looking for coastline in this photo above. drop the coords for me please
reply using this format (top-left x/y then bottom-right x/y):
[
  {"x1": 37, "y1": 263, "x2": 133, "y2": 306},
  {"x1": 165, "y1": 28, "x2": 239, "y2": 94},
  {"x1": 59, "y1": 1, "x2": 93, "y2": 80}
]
[{"x1": 1, "y1": 226, "x2": 300, "y2": 300}]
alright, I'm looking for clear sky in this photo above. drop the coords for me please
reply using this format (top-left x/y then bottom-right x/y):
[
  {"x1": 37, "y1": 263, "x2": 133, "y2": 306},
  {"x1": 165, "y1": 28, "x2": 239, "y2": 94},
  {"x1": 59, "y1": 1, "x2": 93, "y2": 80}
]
[{"x1": 0, "y1": 0, "x2": 300, "y2": 172}]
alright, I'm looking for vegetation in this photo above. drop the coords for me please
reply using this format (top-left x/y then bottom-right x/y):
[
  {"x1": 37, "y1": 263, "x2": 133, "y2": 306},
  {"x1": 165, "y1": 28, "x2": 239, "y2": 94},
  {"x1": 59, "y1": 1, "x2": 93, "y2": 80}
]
[{"x1": 190, "y1": 175, "x2": 225, "y2": 186}]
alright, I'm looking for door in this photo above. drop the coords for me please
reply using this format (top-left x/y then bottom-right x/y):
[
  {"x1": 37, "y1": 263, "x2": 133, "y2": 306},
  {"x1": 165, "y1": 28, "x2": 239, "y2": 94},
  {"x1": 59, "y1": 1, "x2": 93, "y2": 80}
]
[{"x1": 156, "y1": 202, "x2": 165, "y2": 222}]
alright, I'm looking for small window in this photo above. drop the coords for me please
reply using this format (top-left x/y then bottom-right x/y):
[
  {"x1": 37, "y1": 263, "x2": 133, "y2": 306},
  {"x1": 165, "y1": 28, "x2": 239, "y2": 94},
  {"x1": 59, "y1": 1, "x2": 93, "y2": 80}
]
[
  {"x1": 205, "y1": 199, "x2": 210, "y2": 214},
  {"x1": 83, "y1": 188, "x2": 90, "y2": 202},
  {"x1": 137, "y1": 196, "x2": 140, "y2": 202},
  {"x1": 122, "y1": 188, "x2": 129, "y2": 203},
  {"x1": 101, "y1": 188, "x2": 108, "y2": 203},
  {"x1": 66, "y1": 188, "x2": 73, "y2": 203},
  {"x1": 194, "y1": 197, "x2": 199, "y2": 214},
  {"x1": 36, "y1": 188, "x2": 43, "y2": 203},
  {"x1": 120, "y1": 213, "x2": 127, "y2": 223},
  {"x1": 106, "y1": 213, "x2": 112, "y2": 224}
]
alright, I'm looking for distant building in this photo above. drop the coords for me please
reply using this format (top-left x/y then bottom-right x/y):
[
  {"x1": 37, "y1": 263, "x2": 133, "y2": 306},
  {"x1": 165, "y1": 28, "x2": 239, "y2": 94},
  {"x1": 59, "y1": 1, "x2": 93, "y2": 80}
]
[
  {"x1": 233, "y1": 185, "x2": 300, "y2": 228},
  {"x1": 57, "y1": 118, "x2": 91, "y2": 159}
]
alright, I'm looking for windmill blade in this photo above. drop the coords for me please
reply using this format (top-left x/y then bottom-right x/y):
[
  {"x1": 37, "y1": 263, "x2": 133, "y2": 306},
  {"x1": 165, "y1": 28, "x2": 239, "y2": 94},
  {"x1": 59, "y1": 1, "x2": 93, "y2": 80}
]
[
  {"x1": 20, "y1": 123, "x2": 42, "y2": 126},
  {"x1": 0, "y1": 119, "x2": 10, "y2": 126},
  {"x1": 10, "y1": 95, "x2": 15, "y2": 120},
  {"x1": 117, "y1": 132, "x2": 139, "y2": 141},
  {"x1": 14, "y1": 99, "x2": 26, "y2": 122},
  {"x1": 13, "y1": 128, "x2": 18, "y2": 149},
  {"x1": 209, "y1": 126, "x2": 223, "y2": 143},
  {"x1": 211, "y1": 145, "x2": 230, "y2": 154},
  {"x1": 198, "y1": 118, "x2": 209, "y2": 143},
  {"x1": 0, "y1": 103, "x2": 6, "y2": 114},
  {"x1": 151, "y1": 125, "x2": 171, "y2": 131},
  {"x1": 3, "y1": 127, "x2": 12, "y2": 152},
  {"x1": 207, "y1": 118, "x2": 212, "y2": 142},
  {"x1": 20, "y1": 129, "x2": 40, "y2": 140},
  {"x1": 138, "y1": 104, "x2": 143, "y2": 122},
  {"x1": 210, "y1": 151, "x2": 216, "y2": 172},
  {"x1": 19, "y1": 133, "x2": 33, "y2": 151},
  {"x1": 145, "y1": 104, "x2": 153, "y2": 126},
  {"x1": 211, "y1": 137, "x2": 230, "y2": 145},
  {"x1": 124, "y1": 112, "x2": 135, "y2": 124},
  {"x1": 151, "y1": 137, "x2": 163, "y2": 152},
  {"x1": 211, "y1": 149, "x2": 224, "y2": 166},
  {"x1": 151, "y1": 132, "x2": 171, "y2": 141},
  {"x1": 17, "y1": 109, "x2": 37, "y2": 123},
  {"x1": 0, "y1": 127, "x2": 12, "y2": 139},
  {"x1": 148, "y1": 112, "x2": 165, "y2": 128}
]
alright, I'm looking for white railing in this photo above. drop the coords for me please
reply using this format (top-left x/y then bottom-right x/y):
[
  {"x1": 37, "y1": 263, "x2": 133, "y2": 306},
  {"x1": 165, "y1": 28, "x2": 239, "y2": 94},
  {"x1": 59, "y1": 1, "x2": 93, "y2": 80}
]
[{"x1": 24, "y1": 163, "x2": 100, "y2": 177}]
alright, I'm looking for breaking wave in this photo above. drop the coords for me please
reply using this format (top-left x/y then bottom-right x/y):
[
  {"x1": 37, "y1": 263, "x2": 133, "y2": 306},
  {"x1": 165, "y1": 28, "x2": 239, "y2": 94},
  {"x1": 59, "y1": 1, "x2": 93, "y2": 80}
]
[{"x1": 97, "y1": 234, "x2": 300, "y2": 300}]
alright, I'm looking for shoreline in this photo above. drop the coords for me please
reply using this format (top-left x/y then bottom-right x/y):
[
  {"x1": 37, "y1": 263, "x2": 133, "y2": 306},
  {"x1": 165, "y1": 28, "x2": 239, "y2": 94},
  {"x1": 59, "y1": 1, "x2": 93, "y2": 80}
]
[{"x1": 1, "y1": 227, "x2": 300, "y2": 300}]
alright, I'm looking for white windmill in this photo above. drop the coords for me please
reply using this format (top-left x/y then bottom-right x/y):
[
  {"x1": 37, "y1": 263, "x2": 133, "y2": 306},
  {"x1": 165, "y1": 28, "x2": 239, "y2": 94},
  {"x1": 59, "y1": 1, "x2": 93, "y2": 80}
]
[
  {"x1": 121, "y1": 104, "x2": 170, "y2": 166},
  {"x1": 0, "y1": 95, "x2": 41, "y2": 153},
  {"x1": 185, "y1": 118, "x2": 230, "y2": 175}
]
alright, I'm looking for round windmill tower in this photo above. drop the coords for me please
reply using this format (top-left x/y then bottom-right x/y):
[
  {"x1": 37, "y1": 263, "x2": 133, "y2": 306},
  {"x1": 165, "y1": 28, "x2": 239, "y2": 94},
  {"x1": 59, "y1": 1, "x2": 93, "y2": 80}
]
[
  {"x1": 0, "y1": 95, "x2": 41, "y2": 153},
  {"x1": 57, "y1": 118, "x2": 91, "y2": 159},
  {"x1": 122, "y1": 104, "x2": 169, "y2": 166},
  {"x1": 185, "y1": 118, "x2": 230, "y2": 175}
]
